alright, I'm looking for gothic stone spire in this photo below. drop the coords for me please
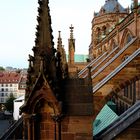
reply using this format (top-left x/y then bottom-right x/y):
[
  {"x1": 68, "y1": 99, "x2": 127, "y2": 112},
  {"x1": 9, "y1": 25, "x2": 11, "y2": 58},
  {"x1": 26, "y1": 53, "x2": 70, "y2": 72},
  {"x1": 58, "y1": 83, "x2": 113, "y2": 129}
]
[{"x1": 68, "y1": 24, "x2": 75, "y2": 64}]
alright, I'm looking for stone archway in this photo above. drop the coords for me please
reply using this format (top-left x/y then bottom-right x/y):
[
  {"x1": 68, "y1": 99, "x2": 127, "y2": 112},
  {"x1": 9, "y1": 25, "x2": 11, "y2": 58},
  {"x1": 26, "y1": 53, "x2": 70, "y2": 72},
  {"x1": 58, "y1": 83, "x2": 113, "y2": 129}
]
[
  {"x1": 24, "y1": 82, "x2": 61, "y2": 140},
  {"x1": 33, "y1": 98, "x2": 55, "y2": 140},
  {"x1": 120, "y1": 28, "x2": 134, "y2": 48},
  {"x1": 27, "y1": 96, "x2": 58, "y2": 140},
  {"x1": 95, "y1": 27, "x2": 101, "y2": 43},
  {"x1": 109, "y1": 38, "x2": 117, "y2": 51}
]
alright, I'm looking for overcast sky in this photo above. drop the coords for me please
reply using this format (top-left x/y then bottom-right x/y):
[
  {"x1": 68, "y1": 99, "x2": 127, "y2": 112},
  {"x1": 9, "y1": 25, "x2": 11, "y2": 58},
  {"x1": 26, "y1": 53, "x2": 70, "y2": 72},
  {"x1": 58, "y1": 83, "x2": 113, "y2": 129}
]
[{"x1": 0, "y1": 0, "x2": 132, "y2": 68}]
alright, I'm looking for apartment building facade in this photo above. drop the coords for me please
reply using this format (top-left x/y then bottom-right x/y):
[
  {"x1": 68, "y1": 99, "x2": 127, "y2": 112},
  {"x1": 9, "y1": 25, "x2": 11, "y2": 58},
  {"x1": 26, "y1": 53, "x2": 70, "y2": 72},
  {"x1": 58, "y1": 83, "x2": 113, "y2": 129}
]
[{"x1": 0, "y1": 71, "x2": 26, "y2": 103}]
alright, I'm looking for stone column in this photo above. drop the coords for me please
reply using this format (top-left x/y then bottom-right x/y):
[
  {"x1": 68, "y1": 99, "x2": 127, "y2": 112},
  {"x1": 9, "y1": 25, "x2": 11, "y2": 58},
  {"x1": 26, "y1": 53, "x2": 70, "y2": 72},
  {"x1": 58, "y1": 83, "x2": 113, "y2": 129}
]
[
  {"x1": 51, "y1": 114, "x2": 63, "y2": 140},
  {"x1": 136, "y1": 80, "x2": 140, "y2": 100},
  {"x1": 133, "y1": 0, "x2": 138, "y2": 36},
  {"x1": 22, "y1": 114, "x2": 31, "y2": 140},
  {"x1": 87, "y1": 66, "x2": 92, "y2": 93}
]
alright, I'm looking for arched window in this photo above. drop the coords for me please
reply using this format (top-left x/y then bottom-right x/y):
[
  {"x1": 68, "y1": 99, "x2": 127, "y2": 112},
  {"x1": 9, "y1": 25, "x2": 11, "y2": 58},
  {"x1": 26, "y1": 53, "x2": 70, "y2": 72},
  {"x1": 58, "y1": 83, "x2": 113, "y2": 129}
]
[
  {"x1": 102, "y1": 26, "x2": 107, "y2": 36},
  {"x1": 112, "y1": 41, "x2": 117, "y2": 49},
  {"x1": 110, "y1": 39, "x2": 117, "y2": 50},
  {"x1": 125, "y1": 34, "x2": 132, "y2": 45},
  {"x1": 96, "y1": 27, "x2": 101, "y2": 43},
  {"x1": 121, "y1": 29, "x2": 134, "y2": 48}
]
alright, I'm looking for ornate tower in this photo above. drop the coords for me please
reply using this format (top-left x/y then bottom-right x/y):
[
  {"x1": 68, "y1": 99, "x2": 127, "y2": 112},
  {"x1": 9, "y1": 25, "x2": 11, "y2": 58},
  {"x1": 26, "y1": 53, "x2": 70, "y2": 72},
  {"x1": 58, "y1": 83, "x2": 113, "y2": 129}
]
[
  {"x1": 21, "y1": 0, "x2": 62, "y2": 139},
  {"x1": 20, "y1": 0, "x2": 93, "y2": 140},
  {"x1": 26, "y1": 0, "x2": 57, "y2": 99},
  {"x1": 89, "y1": 0, "x2": 129, "y2": 59},
  {"x1": 57, "y1": 31, "x2": 63, "y2": 52},
  {"x1": 68, "y1": 24, "x2": 75, "y2": 65},
  {"x1": 56, "y1": 31, "x2": 68, "y2": 79}
]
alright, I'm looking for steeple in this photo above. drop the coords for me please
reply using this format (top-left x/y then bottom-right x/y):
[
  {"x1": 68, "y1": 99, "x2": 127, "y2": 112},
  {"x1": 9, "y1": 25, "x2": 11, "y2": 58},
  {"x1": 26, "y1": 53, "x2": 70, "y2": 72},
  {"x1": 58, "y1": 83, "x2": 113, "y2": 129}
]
[
  {"x1": 35, "y1": 0, "x2": 54, "y2": 48},
  {"x1": 57, "y1": 31, "x2": 64, "y2": 63},
  {"x1": 31, "y1": 0, "x2": 55, "y2": 71},
  {"x1": 57, "y1": 31, "x2": 62, "y2": 52},
  {"x1": 68, "y1": 24, "x2": 75, "y2": 65},
  {"x1": 26, "y1": 0, "x2": 56, "y2": 99},
  {"x1": 70, "y1": 24, "x2": 74, "y2": 39},
  {"x1": 56, "y1": 31, "x2": 68, "y2": 79}
]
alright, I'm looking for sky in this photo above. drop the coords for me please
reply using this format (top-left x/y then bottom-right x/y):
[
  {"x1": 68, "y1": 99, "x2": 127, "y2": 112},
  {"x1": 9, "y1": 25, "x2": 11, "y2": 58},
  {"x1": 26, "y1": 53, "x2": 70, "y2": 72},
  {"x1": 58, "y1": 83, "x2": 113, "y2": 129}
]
[{"x1": 0, "y1": 0, "x2": 132, "y2": 68}]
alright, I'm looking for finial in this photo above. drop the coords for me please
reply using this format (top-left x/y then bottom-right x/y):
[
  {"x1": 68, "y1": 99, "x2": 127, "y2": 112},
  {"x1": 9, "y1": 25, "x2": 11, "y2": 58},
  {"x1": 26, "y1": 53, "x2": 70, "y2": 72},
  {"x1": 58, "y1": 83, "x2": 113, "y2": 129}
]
[
  {"x1": 58, "y1": 31, "x2": 61, "y2": 38},
  {"x1": 70, "y1": 24, "x2": 74, "y2": 30},
  {"x1": 69, "y1": 24, "x2": 74, "y2": 39},
  {"x1": 57, "y1": 30, "x2": 62, "y2": 50}
]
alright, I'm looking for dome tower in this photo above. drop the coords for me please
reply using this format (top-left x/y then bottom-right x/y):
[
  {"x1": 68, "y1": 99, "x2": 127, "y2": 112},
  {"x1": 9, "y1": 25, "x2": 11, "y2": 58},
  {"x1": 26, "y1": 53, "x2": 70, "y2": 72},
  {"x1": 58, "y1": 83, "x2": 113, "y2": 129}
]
[{"x1": 89, "y1": 0, "x2": 129, "y2": 59}]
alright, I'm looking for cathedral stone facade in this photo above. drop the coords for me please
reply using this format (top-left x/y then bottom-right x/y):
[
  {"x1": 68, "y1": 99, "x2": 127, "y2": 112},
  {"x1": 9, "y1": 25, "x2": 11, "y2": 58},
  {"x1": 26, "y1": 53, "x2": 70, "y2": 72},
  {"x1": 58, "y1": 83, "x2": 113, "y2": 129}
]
[
  {"x1": 2, "y1": 0, "x2": 140, "y2": 140},
  {"x1": 20, "y1": 0, "x2": 93, "y2": 140},
  {"x1": 82, "y1": 0, "x2": 140, "y2": 139}
]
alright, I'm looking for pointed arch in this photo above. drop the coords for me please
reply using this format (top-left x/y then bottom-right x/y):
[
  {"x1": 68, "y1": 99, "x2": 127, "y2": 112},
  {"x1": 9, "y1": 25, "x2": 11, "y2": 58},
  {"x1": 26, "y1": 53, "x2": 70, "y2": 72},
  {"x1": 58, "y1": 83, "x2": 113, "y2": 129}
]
[
  {"x1": 95, "y1": 27, "x2": 101, "y2": 43},
  {"x1": 28, "y1": 83, "x2": 60, "y2": 115},
  {"x1": 26, "y1": 86, "x2": 60, "y2": 140},
  {"x1": 106, "y1": 23, "x2": 110, "y2": 34},
  {"x1": 102, "y1": 25, "x2": 107, "y2": 36},
  {"x1": 22, "y1": 72, "x2": 60, "y2": 115},
  {"x1": 120, "y1": 28, "x2": 134, "y2": 48},
  {"x1": 109, "y1": 38, "x2": 117, "y2": 51}
]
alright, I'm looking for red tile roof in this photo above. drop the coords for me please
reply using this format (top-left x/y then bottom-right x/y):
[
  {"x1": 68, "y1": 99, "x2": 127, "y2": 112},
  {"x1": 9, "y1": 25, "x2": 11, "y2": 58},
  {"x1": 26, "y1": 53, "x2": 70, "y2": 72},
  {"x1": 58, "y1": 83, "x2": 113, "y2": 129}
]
[
  {"x1": 0, "y1": 72, "x2": 21, "y2": 84},
  {"x1": 19, "y1": 76, "x2": 27, "y2": 83}
]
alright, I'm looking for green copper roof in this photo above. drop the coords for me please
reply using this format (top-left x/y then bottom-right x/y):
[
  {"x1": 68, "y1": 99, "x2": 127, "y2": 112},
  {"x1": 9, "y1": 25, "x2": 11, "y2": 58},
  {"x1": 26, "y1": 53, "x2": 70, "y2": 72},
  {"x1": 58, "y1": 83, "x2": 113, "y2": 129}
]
[
  {"x1": 66, "y1": 54, "x2": 89, "y2": 62},
  {"x1": 107, "y1": 101, "x2": 117, "y2": 112},
  {"x1": 74, "y1": 54, "x2": 88, "y2": 62},
  {"x1": 93, "y1": 103, "x2": 118, "y2": 136},
  {"x1": 107, "y1": 101, "x2": 116, "y2": 106}
]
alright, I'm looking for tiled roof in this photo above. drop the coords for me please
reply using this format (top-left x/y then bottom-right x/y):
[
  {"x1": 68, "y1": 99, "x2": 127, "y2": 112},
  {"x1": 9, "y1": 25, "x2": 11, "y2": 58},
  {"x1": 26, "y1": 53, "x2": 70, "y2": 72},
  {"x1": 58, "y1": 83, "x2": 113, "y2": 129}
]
[
  {"x1": 0, "y1": 72, "x2": 21, "y2": 83},
  {"x1": 102, "y1": 0, "x2": 125, "y2": 13},
  {"x1": 75, "y1": 54, "x2": 89, "y2": 62},
  {"x1": 66, "y1": 54, "x2": 89, "y2": 62},
  {"x1": 94, "y1": 101, "x2": 140, "y2": 140},
  {"x1": 95, "y1": 0, "x2": 127, "y2": 16},
  {"x1": 93, "y1": 102, "x2": 118, "y2": 136}
]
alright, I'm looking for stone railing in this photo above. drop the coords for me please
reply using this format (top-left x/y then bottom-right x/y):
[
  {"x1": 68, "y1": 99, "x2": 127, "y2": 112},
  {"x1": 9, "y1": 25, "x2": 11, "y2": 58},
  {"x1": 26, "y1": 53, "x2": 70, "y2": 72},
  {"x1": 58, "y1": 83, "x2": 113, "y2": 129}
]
[
  {"x1": 95, "y1": 12, "x2": 135, "y2": 50},
  {"x1": 78, "y1": 52, "x2": 107, "y2": 77},
  {"x1": 92, "y1": 37, "x2": 137, "y2": 80},
  {"x1": 119, "y1": 12, "x2": 134, "y2": 31},
  {"x1": 95, "y1": 27, "x2": 117, "y2": 50},
  {"x1": 93, "y1": 41, "x2": 139, "y2": 93},
  {"x1": 83, "y1": 46, "x2": 119, "y2": 78}
]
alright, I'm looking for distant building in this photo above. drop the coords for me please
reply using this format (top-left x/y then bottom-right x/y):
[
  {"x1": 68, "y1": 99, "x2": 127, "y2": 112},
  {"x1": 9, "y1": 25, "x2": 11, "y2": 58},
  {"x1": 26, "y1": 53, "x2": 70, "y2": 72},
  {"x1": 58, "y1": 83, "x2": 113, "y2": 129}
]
[
  {"x1": 18, "y1": 75, "x2": 27, "y2": 96},
  {"x1": 13, "y1": 95, "x2": 24, "y2": 120},
  {"x1": 0, "y1": 71, "x2": 27, "y2": 103}
]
